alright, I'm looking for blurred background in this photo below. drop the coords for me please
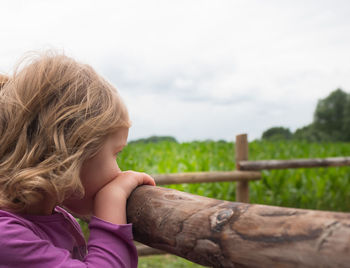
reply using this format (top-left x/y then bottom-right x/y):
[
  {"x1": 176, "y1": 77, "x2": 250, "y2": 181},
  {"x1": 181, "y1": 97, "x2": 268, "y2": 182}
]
[{"x1": 1, "y1": 0, "x2": 350, "y2": 142}]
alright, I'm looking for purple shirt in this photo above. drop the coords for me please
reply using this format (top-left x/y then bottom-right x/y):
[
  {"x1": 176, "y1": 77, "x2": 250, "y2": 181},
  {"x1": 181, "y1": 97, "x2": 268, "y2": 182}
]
[{"x1": 0, "y1": 207, "x2": 138, "y2": 267}]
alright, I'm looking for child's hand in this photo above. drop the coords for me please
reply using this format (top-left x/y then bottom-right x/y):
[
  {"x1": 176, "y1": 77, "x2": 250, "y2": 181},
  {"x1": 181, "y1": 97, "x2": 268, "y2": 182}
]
[
  {"x1": 93, "y1": 171, "x2": 156, "y2": 224},
  {"x1": 98, "y1": 170, "x2": 155, "y2": 200}
]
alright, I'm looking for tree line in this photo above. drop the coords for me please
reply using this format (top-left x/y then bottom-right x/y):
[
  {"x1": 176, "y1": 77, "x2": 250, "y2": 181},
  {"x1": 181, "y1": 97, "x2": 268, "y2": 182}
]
[
  {"x1": 129, "y1": 136, "x2": 178, "y2": 144},
  {"x1": 262, "y1": 88, "x2": 350, "y2": 142}
]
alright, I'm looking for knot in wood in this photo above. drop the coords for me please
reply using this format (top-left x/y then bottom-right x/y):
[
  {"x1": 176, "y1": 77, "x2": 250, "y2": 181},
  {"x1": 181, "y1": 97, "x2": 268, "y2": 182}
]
[{"x1": 210, "y1": 209, "x2": 234, "y2": 232}]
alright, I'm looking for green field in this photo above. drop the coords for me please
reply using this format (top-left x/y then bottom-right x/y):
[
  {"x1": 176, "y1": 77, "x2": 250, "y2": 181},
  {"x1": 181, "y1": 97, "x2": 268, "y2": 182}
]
[{"x1": 119, "y1": 140, "x2": 350, "y2": 212}]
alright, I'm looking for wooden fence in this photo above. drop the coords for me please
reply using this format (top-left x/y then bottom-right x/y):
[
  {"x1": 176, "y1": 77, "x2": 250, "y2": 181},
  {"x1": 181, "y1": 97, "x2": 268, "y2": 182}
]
[
  {"x1": 130, "y1": 133, "x2": 350, "y2": 267},
  {"x1": 129, "y1": 186, "x2": 350, "y2": 267},
  {"x1": 151, "y1": 133, "x2": 350, "y2": 203}
]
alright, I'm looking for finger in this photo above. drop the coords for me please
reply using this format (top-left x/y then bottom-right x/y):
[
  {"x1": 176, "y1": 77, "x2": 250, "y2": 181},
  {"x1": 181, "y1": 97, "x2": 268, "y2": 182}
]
[
  {"x1": 122, "y1": 171, "x2": 156, "y2": 186},
  {"x1": 141, "y1": 173, "x2": 156, "y2": 186},
  {"x1": 143, "y1": 177, "x2": 156, "y2": 186}
]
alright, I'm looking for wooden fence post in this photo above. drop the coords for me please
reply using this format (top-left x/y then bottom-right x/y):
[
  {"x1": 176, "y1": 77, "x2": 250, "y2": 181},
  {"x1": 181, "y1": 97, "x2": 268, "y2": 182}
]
[{"x1": 236, "y1": 134, "x2": 249, "y2": 203}]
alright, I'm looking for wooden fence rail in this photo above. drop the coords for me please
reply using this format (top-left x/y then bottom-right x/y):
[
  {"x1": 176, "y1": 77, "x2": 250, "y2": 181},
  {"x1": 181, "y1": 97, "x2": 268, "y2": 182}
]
[
  {"x1": 128, "y1": 186, "x2": 350, "y2": 268},
  {"x1": 234, "y1": 134, "x2": 350, "y2": 203},
  {"x1": 136, "y1": 244, "x2": 166, "y2": 256},
  {"x1": 239, "y1": 157, "x2": 350, "y2": 171},
  {"x1": 152, "y1": 170, "x2": 261, "y2": 185}
]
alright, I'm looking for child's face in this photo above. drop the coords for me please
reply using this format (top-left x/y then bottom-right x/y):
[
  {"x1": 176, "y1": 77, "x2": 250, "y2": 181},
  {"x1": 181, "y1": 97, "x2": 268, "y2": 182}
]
[{"x1": 63, "y1": 127, "x2": 129, "y2": 216}]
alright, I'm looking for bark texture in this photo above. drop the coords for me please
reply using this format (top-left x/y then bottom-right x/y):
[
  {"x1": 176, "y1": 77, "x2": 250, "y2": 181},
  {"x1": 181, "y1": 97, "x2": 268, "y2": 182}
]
[
  {"x1": 127, "y1": 186, "x2": 350, "y2": 268},
  {"x1": 136, "y1": 244, "x2": 166, "y2": 256},
  {"x1": 153, "y1": 171, "x2": 261, "y2": 185}
]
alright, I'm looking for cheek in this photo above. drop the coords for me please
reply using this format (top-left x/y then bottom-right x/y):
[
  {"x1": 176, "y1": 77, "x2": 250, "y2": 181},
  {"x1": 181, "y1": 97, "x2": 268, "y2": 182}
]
[
  {"x1": 105, "y1": 162, "x2": 121, "y2": 182},
  {"x1": 82, "y1": 160, "x2": 121, "y2": 197},
  {"x1": 104, "y1": 157, "x2": 121, "y2": 177}
]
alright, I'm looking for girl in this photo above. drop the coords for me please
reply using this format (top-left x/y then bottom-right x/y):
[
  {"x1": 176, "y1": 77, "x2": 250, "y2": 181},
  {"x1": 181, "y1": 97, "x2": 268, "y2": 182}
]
[{"x1": 0, "y1": 52, "x2": 156, "y2": 267}]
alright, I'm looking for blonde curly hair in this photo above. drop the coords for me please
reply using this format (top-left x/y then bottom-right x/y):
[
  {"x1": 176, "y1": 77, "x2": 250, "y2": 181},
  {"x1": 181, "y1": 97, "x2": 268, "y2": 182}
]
[{"x1": 0, "y1": 52, "x2": 131, "y2": 213}]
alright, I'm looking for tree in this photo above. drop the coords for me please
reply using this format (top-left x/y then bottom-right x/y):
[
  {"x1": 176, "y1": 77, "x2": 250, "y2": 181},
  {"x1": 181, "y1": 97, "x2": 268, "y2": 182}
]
[
  {"x1": 313, "y1": 88, "x2": 347, "y2": 140},
  {"x1": 293, "y1": 124, "x2": 327, "y2": 142},
  {"x1": 262, "y1": 88, "x2": 350, "y2": 142},
  {"x1": 129, "y1": 136, "x2": 178, "y2": 144},
  {"x1": 290, "y1": 88, "x2": 350, "y2": 142},
  {"x1": 313, "y1": 88, "x2": 349, "y2": 141},
  {"x1": 341, "y1": 94, "x2": 350, "y2": 141},
  {"x1": 261, "y1": 127, "x2": 292, "y2": 141}
]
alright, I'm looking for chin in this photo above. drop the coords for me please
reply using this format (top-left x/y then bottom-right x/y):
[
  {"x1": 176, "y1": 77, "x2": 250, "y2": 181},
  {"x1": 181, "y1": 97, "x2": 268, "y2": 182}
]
[{"x1": 62, "y1": 198, "x2": 93, "y2": 219}]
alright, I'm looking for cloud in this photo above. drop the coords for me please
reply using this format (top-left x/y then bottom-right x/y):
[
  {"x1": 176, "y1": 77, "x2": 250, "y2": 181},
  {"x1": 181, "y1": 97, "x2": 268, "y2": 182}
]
[{"x1": 1, "y1": 0, "x2": 350, "y2": 141}]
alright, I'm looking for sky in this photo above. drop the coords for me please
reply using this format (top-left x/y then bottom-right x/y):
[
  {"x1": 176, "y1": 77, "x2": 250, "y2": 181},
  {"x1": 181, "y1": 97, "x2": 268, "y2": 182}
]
[{"x1": 1, "y1": 0, "x2": 350, "y2": 142}]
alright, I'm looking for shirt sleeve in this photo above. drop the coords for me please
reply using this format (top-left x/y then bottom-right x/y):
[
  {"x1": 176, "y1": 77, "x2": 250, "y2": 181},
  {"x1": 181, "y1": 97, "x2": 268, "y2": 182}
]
[
  {"x1": 85, "y1": 216, "x2": 138, "y2": 267},
  {"x1": 0, "y1": 215, "x2": 138, "y2": 268}
]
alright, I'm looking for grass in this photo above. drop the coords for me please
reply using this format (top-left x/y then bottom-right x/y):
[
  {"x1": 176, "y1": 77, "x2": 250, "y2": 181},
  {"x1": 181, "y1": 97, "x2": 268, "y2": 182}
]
[{"x1": 139, "y1": 255, "x2": 203, "y2": 268}]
